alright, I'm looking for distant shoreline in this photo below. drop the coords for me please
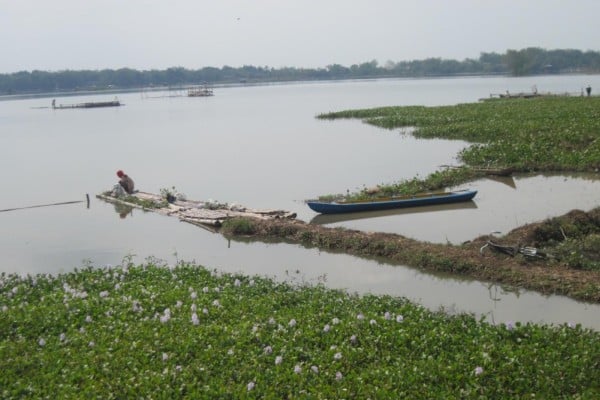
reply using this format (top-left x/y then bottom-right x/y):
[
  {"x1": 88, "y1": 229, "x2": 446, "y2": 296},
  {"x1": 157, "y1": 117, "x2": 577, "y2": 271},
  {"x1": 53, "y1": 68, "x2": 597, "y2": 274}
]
[{"x1": 3, "y1": 72, "x2": 599, "y2": 102}]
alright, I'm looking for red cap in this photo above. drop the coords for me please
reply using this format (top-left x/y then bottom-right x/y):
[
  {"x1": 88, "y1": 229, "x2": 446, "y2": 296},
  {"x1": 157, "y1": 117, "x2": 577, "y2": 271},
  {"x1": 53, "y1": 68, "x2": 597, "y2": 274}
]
[{"x1": 116, "y1": 170, "x2": 124, "y2": 177}]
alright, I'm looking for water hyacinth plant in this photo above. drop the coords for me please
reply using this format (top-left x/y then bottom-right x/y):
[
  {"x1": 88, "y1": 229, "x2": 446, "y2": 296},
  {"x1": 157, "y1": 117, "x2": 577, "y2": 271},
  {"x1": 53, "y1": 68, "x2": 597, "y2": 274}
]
[
  {"x1": 317, "y1": 96, "x2": 600, "y2": 200},
  {"x1": 0, "y1": 263, "x2": 599, "y2": 398}
]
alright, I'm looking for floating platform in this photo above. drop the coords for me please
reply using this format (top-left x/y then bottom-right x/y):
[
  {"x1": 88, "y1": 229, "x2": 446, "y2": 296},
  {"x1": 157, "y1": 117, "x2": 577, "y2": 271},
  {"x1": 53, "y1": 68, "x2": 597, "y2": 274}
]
[
  {"x1": 97, "y1": 191, "x2": 296, "y2": 229},
  {"x1": 52, "y1": 99, "x2": 122, "y2": 109}
]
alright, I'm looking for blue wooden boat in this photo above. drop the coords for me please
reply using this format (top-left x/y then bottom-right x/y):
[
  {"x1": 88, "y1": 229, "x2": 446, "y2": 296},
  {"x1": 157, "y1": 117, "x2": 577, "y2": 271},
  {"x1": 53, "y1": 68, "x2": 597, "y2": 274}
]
[{"x1": 306, "y1": 189, "x2": 477, "y2": 214}]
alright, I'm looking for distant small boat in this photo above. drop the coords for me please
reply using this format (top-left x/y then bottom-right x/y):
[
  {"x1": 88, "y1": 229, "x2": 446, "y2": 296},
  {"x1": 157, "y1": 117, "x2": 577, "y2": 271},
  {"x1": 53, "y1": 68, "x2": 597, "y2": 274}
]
[
  {"x1": 473, "y1": 166, "x2": 513, "y2": 177},
  {"x1": 187, "y1": 86, "x2": 214, "y2": 97},
  {"x1": 306, "y1": 189, "x2": 477, "y2": 214},
  {"x1": 440, "y1": 164, "x2": 513, "y2": 177},
  {"x1": 52, "y1": 98, "x2": 122, "y2": 109}
]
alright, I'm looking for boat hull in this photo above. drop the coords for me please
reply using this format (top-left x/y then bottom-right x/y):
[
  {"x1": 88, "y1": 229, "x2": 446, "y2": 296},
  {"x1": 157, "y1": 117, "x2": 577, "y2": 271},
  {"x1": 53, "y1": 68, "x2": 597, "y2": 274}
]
[{"x1": 306, "y1": 190, "x2": 477, "y2": 214}]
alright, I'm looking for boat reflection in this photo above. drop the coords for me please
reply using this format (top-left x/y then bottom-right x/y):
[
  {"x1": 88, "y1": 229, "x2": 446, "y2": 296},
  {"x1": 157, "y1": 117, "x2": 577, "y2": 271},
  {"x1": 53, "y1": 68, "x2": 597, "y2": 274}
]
[
  {"x1": 310, "y1": 200, "x2": 478, "y2": 225},
  {"x1": 486, "y1": 175, "x2": 516, "y2": 189}
]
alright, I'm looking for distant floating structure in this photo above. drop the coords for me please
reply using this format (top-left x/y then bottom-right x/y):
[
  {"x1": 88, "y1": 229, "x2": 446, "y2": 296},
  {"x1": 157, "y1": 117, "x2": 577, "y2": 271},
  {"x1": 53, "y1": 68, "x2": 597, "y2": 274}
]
[
  {"x1": 52, "y1": 97, "x2": 122, "y2": 109},
  {"x1": 187, "y1": 85, "x2": 214, "y2": 97},
  {"x1": 481, "y1": 85, "x2": 588, "y2": 101}
]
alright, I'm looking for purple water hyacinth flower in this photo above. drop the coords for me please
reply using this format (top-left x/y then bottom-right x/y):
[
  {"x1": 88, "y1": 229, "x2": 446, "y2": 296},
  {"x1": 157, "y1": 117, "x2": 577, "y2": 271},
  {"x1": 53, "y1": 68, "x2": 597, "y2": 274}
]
[
  {"x1": 88, "y1": 341, "x2": 95, "y2": 347},
  {"x1": 275, "y1": 356, "x2": 283, "y2": 365},
  {"x1": 474, "y1": 366, "x2": 484, "y2": 375},
  {"x1": 506, "y1": 321, "x2": 515, "y2": 331},
  {"x1": 203, "y1": 308, "x2": 209, "y2": 315},
  {"x1": 288, "y1": 319, "x2": 297, "y2": 327},
  {"x1": 99, "y1": 290, "x2": 109, "y2": 298},
  {"x1": 85, "y1": 315, "x2": 93, "y2": 323},
  {"x1": 323, "y1": 324, "x2": 331, "y2": 333},
  {"x1": 334, "y1": 352, "x2": 342, "y2": 361},
  {"x1": 384, "y1": 311, "x2": 391, "y2": 320},
  {"x1": 396, "y1": 315, "x2": 404, "y2": 323},
  {"x1": 175, "y1": 300, "x2": 183, "y2": 308},
  {"x1": 191, "y1": 303, "x2": 197, "y2": 312},
  {"x1": 234, "y1": 279, "x2": 241, "y2": 287},
  {"x1": 294, "y1": 365, "x2": 302, "y2": 374},
  {"x1": 332, "y1": 317, "x2": 340, "y2": 325},
  {"x1": 38, "y1": 338, "x2": 46, "y2": 347},
  {"x1": 264, "y1": 345, "x2": 273, "y2": 355},
  {"x1": 249, "y1": 279, "x2": 255, "y2": 286},
  {"x1": 247, "y1": 381, "x2": 255, "y2": 391},
  {"x1": 162, "y1": 353, "x2": 169, "y2": 361},
  {"x1": 369, "y1": 319, "x2": 377, "y2": 325},
  {"x1": 190, "y1": 291, "x2": 198, "y2": 300},
  {"x1": 311, "y1": 365, "x2": 319, "y2": 374},
  {"x1": 212, "y1": 300, "x2": 220, "y2": 307},
  {"x1": 191, "y1": 313, "x2": 199, "y2": 325},
  {"x1": 132, "y1": 300, "x2": 142, "y2": 313},
  {"x1": 203, "y1": 286, "x2": 209, "y2": 293},
  {"x1": 350, "y1": 334, "x2": 357, "y2": 344},
  {"x1": 357, "y1": 313, "x2": 365, "y2": 320},
  {"x1": 335, "y1": 371, "x2": 343, "y2": 381},
  {"x1": 59, "y1": 333, "x2": 66, "y2": 342}
]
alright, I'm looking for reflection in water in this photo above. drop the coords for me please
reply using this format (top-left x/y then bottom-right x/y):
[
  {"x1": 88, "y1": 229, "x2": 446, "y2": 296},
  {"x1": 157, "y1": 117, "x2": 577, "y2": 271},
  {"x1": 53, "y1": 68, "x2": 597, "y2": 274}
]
[
  {"x1": 113, "y1": 203, "x2": 134, "y2": 219},
  {"x1": 310, "y1": 200, "x2": 477, "y2": 225},
  {"x1": 485, "y1": 175, "x2": 516, "y2": 189}
]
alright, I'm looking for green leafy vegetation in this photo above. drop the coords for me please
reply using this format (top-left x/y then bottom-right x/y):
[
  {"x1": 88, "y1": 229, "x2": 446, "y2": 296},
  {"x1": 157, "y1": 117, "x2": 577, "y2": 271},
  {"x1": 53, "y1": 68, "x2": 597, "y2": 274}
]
[
  {"x1": 1, "y1": 263, "x2": 598, "y2": 398},
  {"x1": 318, "y1": 97, "x2": 600, "y2": 198},
  {"x1": 221, "y1": 217, "x2": 258, "y2": 235},
  {"x1": 101, "y1": 191, "x2": 167, "y2": 209}
]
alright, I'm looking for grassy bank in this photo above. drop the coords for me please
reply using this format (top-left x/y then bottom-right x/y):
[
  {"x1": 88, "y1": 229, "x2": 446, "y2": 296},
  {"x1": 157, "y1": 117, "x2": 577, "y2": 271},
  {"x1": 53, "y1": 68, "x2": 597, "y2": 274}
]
[{"x1": 1, "y1": 263, "x2": 598, "y2": 398}]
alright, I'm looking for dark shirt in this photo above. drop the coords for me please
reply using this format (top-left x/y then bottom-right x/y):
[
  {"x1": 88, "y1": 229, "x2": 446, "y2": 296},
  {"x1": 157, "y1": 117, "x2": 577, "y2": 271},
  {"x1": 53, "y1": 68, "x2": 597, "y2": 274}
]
[{"x1": 119, "y1": 175, "x2": 135, "y2": 194}]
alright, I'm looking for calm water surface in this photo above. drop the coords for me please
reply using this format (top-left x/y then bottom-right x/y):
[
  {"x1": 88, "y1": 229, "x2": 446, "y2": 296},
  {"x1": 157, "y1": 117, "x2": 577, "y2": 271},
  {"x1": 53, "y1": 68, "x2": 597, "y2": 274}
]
[{"x1": 2, "y1": 75, "x2": 599, "y2": 329}]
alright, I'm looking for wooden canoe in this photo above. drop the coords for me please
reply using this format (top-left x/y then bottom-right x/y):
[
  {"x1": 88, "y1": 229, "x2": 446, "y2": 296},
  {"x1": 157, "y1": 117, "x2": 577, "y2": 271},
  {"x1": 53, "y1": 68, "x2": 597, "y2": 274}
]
[{"x1": 306, "y1": 189, "x2": 477, "y2": 215}]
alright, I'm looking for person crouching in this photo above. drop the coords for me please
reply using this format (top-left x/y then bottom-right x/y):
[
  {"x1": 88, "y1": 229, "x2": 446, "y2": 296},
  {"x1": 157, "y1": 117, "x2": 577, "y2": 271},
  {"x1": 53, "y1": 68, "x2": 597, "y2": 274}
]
[{"x1": 112, "y1": 169, "x2": 135, "y2": 197}]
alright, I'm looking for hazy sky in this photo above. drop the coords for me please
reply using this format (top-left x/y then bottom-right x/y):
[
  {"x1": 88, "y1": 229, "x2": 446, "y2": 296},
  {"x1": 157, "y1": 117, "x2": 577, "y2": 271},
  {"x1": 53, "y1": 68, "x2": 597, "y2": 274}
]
[{"x1": 1, "y1": 0, "x2": 599, "y2": 73}]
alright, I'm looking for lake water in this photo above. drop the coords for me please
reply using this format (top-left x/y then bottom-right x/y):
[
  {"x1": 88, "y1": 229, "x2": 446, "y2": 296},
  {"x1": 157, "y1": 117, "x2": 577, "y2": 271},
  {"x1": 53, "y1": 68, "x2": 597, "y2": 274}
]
[{"x1": 2, "y1": 75, "x2": 600, "y2": 329}]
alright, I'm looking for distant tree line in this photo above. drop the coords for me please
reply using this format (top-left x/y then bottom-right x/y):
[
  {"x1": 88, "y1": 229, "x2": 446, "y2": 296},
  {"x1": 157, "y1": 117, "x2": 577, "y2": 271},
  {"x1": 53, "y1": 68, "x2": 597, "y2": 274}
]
[{"x1": 1, "y1": 48, "x2": 599, "y2": 95}]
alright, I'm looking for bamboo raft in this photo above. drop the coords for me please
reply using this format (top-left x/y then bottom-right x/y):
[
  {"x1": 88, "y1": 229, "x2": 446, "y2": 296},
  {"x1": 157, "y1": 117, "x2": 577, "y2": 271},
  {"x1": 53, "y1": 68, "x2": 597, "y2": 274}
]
[
  {"x1": 97, "y1": 191, "x2": 296, "y2": 229},
  {"x1": 52, "y1": 98, "x2": 122, "y2": 109}
]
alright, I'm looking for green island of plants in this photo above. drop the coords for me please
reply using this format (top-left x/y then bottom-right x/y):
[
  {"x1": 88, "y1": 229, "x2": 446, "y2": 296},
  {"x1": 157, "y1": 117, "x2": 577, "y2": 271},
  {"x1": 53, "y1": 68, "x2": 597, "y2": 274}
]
[
  {"x1": 317, "y1": 96, "x2": 600, "y2": 199},
  {"x1": 1, "y1": 263, "x2": 598, "y2": 398}
]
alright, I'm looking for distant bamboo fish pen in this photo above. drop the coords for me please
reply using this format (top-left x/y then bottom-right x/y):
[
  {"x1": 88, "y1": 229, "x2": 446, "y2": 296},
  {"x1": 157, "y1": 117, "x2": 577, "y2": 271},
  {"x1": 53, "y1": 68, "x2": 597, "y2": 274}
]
[
  {"x1": 482, "y1": 87, "x2": 590, "y2": 101},
  {"x1": 52, "y1": 98, "x2": 122, "y2": 109}
]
